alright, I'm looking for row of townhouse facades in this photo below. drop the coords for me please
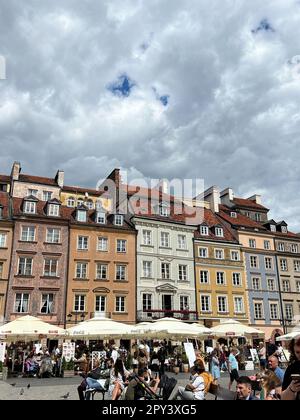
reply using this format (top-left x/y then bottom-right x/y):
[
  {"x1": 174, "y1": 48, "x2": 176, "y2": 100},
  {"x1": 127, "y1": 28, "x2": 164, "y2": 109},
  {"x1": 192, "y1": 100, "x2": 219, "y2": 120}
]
[{"x1": 0, "y1": 162, "x2": 300, "y2": 342}]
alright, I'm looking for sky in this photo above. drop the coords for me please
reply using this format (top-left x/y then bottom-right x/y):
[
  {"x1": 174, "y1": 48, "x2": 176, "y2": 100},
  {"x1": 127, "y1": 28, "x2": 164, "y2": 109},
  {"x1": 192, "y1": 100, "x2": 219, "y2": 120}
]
[{"x1": 1, "y1": 0, "x2": 300, "y2": 230}]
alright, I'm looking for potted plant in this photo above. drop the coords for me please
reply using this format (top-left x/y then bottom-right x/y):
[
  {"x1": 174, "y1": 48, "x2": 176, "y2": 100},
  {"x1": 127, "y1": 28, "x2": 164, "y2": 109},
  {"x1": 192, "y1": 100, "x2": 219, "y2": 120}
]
[
  {"x1": 181, "y1": 353, "x2": 190, "y2": 373},
  {"x1": 62, "y1": 357, "x2": 75, "y2": 378}
]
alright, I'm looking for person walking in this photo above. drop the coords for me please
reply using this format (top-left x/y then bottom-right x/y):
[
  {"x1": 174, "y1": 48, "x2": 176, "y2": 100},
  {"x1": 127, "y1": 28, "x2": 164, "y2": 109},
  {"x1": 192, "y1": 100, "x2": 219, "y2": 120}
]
[{"x1": 227, "y1": 348, "x2": 239, "y2": 391}]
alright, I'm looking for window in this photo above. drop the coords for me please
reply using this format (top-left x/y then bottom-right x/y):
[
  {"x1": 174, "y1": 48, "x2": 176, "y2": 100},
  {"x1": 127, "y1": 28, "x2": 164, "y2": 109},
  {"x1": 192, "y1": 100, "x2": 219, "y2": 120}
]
[
  {"x1": 116, "y1": 265, "x2": 126, "y2": 281},
  {"x1": 159, "y1": 205, "x2": 169, "y2": 217},
  {"x1": 67, "y1": 197, "x2": 75, "y2": 207},
  {"x1": 0, "y1": 207, "x2": 2, "y2": 219},
  {"x1": 116, "y1": 296, "x2": 126, "y2": 312},
  {"x1": 0, "y1": 233, "x2": 7, "y2": 248},
  {"x1": 43, "y1": 191, "x2": 52, "y2": 201},
  {"x1": 291, "y1": 244, "x2": 298, "y2": 254},
  {"x1": 264, "y1": 241, "x2": 271, "y2": 250},
  {"x1": 18, "y1": 257, "x2": 33, "y2": 276},
  {"x1": 282, "y1": 280, "x2": 290, "y2": 292},
  {"x1": 278, "y1": 243, "x2": 285, "y2": 252},
  {"x1": 41, "y1": 294, "x2": 54, "y2": 314},
  {"x1": 252, "y1": 277, "x2": 261, "y2": 290},
  {"x1": 96, "y1": 264, "x2": 108, "y2": 280},
  {"x1": 21, "y1": 226, "x2": 35, "y2": 242},
  {"x1": 76, "y1": 262, "x2": 88, "y2": 279},
  {"x1": 250, "y1": 256, "x2": 258, "y2": 268},
  {"x1": 160, "y1": 232, "x2": 170, "y2": 248},
  {"x1": 0, "y1": 262, "x2": 3, "y2": 279},
  {"x1": 143, "y1": 294, "x2": 152, "y2": 311},
  {"x1": 294, "y1": 260, "x2": 300, "y2": 272},
  {"x1": 270, "y1": 303, "x2": 279, "y2": 320},
  {"x1": 201, "y1": 295, "x2": 211, "y2": 312},
  {"x1": 230, "y1": 212, "x2": 237, "y2": 218},
  {"x1": 232, "y1": 273, "x2": 241, "y2": 287},
  {"x1": 280, "y1": 259, "x2": 288, "y2": 271},
  {"x1": 200, "y1": 271, "x2": 209, "y2": 284},
  {"x1": 200, "y1": 225, "x2": 209, "y2": 236},
  {"x1": 46, "y1": 228, "x2": 60, "y2": 243},
  {"x1": 95, "y1": 296, "x2": 106, "y2": 313},
  {"x1": 78, "y1": 236, "x2": 89, "y2": 250},
  {"x1": 270, "y1": 225, "x2": 276, "y2": 232},
  {"x1": 215, "y1": 228, "x2": 224, "y2": 237},
  {"x1": 77, "y1": 210, "x2": 87, "y2": 222},
  {"x1": 44, "y1": 259, "x2": 58, "y2": 277},
  {"x1": 180, "y1": 296, "x2": 189, "y2": 311},
  {"x1": 48, "y1": 204, "x2": 59, "y2": 217},
  {"x1": 218, "y1": 296, "x2": 227, "y2": 313},
  {"x1": 142, "y1": 230, "x2": 152, "y2": 246},
  {"x1": 77, "y1": 198, "x2": 84, "y2": 206},
  {"x1": 249, "y1": 239, "x2": 256, "y2": 249},
  {"x1": 178, "y1": 265, "x2": 188, "y2": 281},
  {"x1": 216, "y1": 272, "x2": 225, "y2": 285},
  {"x1": 178, "y1": 235, "x2": 187, "y2": 250},
  {"x1": 234, "y1": 297, "x2": 244, "y2": 314},
  {"x1": 161, "y1": 263, "x2": 170, "y2": 280},
  {"x1": 199, "y1": 248, "x2": 208, "y2": 258},
  {"x1": 96, "y1": 212, "x2": 106, "y2": 224},
  {"x1": 74, "y1": 295, "x2": 85, "y2": 312},
  {"x1": 267, "y1": 279, "x2": 276, "y2": 291},
  {"x1": 24, "y1": 201, "x2": 36, "y2": 214},
  {"x1": 98, "y1": 237, "x2": 108, "y2": 252},
  {"x1": 265, "y1": 257, "x2": 273, "y2": 270},
  {"x1": 285, "y1": 304, "x2": 293, "y2": 321},
  {"x1": 254, "y1": 302, "x2": 264, "y2": 319},
  {"x1": 86, "y1": 200, "x2": 94, "y2": 210},
  {"x1": 215, "y1": 249, "x2": 224, "y2": 260},
  {"x1": 117, "y1": 239, "x2": 127, "y2": 253},
  {"x1": 15, "y1": 293, "x2": 29, "y2": 313},
  {"x1": 28, "y1": 189, "x2": 38, "y2": 197},
  {"x1": 296, "y1": 281, "x2": 300, "y2": 293},
  {"x1": 142, "y1": 261, "x2": 152, "y2": 278},
  {"x1": 282, "y1": 226, "x2": 288, "y2": 234},
  {"x1": 114, "y1": 215, "x2": 124, "y2": 226},
  {"x1": 255, "y1": 213, "x2": 261, "y2": 222},
  {"x1": 231, "y1": 251, "x2": 240, "y2": 261}
]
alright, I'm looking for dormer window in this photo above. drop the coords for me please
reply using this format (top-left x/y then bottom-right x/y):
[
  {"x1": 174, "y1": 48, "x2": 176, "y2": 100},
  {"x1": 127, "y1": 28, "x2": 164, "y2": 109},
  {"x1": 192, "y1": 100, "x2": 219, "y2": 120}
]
[
  {"x1": 48, "y1": 204, "x2": 60, "y2": 217},
  {"x1": 114, "y1": 214, "x2": 124, "y2": 226},
  {"x1": 215, "y1": 227, "x2": 224, "y2": 237},
  {"x1": 0, "y1": 206, "x2": 3, "y2": 219},
  {"x1": 159, "y1": 204, "x2": 170, "y2": 217},
  {"x1": 230, "y1": 212, "x2": 237, "y2": 218},
  {"x1": 270, "y1": 225, "x2": 276, "y2": 232},
  {"x1": 24, "y1": 201, "x2": 36, "y2": 214},
  {"x1": 255, "y1": 213, "x2": 261, "y2": 222},
  {"x1": 77, "y1": 209, "x2": 87, "y2": 222},
  {"x1": 200, "y1": 225, "x2": 209, "y2": 236},
  {"x1": 281, "y1": 226, "x2": 288, "y2": 233},
  {"x1": 96, "y1": 212, "x2": 106, "y2": 224}
]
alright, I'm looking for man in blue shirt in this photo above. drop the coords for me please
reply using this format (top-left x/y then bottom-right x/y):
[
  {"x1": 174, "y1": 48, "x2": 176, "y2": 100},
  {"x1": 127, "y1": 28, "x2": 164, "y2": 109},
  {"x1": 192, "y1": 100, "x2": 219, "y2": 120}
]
[
  {"x1": 268, "y1": 355, "x2": 285, "y2": 384},
  {"x1": 228, "y1": 348, "x2": 240, "y2": 390}
]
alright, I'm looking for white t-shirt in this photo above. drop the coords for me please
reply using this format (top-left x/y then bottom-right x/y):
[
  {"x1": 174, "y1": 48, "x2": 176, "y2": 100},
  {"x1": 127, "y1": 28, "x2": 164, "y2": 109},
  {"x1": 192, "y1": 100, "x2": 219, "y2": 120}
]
[{"x1": 192, "y1": 376, "x2": 205, "y2": 400}]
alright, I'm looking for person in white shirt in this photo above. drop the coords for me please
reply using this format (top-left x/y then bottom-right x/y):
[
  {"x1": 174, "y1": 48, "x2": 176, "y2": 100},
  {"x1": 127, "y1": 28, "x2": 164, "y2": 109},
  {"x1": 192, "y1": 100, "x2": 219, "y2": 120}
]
[{"x1": 172, "y1": 364, "x2": 205, "y2": 400}]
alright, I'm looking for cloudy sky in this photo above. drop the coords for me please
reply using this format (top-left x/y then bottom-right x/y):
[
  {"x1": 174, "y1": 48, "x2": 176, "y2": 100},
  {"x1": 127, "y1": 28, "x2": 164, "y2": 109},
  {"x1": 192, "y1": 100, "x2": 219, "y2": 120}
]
[{"x1": 1, "y1": 0, "x2": 300, "y2": 229}]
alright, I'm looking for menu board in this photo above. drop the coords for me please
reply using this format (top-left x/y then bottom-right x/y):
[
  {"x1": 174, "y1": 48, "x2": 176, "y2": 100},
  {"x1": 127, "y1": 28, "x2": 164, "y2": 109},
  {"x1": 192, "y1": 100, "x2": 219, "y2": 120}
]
[{"x1": 62, "y1": 342, "x2": 75, "y2": 362}]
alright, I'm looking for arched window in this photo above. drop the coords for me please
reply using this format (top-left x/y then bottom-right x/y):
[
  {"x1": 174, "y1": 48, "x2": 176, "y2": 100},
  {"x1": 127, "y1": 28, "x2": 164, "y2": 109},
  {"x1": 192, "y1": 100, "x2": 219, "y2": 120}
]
[
  {"x1": 67, "y1": 197, "x2": 75, "y2": 207},
  {"x1": 86, "y1": 199, "x2": 94, "y2": 210}
]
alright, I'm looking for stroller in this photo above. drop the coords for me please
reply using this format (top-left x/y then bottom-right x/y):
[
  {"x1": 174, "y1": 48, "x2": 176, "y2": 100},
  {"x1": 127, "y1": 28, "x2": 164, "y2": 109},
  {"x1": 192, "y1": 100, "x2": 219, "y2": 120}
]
[{"x1": 133, "y1": 373, "x2": 177, "y2": 400}]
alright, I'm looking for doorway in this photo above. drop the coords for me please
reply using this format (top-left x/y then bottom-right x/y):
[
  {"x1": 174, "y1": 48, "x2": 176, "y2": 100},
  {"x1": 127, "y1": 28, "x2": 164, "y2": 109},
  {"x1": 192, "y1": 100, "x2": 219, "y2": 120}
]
[{"x1": 162, "y1": 295, "x2": 173, "y2": 317}]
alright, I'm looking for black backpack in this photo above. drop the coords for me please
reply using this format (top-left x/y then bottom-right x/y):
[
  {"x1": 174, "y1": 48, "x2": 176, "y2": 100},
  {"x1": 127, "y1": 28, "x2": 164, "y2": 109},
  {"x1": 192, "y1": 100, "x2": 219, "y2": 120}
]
[{"x1": 159, "y1": 374, "x2": 177, "y2": 400}]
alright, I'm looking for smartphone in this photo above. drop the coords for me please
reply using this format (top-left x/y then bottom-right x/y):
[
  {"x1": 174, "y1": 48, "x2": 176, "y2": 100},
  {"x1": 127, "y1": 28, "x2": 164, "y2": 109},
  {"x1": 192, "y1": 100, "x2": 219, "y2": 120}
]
[{"x1": 291, "y1": 374, "x2": 300, "y2": 382}]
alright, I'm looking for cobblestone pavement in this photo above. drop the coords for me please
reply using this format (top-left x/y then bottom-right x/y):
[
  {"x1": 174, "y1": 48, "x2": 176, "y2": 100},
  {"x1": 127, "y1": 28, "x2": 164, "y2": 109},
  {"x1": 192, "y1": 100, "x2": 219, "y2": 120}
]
[{"x1": 0, "y1": 370, "x2": 257, "y2": 400}]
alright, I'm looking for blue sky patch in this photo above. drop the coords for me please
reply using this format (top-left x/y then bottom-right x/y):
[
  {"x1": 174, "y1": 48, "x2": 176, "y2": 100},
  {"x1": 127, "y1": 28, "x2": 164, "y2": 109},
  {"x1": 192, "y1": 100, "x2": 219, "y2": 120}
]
[
  {"x1": 108, "y1": 74, "x2": 136, "y2": 97},
  {"x1": 152, "y1": 87, "x2": 169, "y2": 106},
  {"x1": 252, "y1": 19, "x2": 275, "y2": 34}
]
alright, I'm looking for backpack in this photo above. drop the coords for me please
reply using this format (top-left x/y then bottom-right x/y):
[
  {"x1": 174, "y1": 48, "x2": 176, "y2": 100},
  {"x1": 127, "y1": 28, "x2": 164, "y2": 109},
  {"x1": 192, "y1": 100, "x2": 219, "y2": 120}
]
[
  {"x1": 200, "y1": 372, "x2": 214, "y2": 394},
  {"x1": 159, "y1": 374, "x2": 177, "y2": 400}
]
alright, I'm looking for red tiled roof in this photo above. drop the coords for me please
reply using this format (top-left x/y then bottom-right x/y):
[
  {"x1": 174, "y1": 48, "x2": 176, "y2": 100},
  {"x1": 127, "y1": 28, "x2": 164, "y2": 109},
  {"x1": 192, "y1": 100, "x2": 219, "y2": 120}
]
[
  {"x1": 273, "y1": 231, "x2": 300, "y2": 239},
  {"x1": 233, "y1": 198, "x2": 269, "y2": 211},
  {"x1": 124, "y1": 185, "x2": 177, "y2": 203},
  {"x1": 62, "y1": 185, "x2": 106, "y2": 196},
  {"x1": 18, "y1": 174, "x2": 58, "y2": 187},
  {"x1": 219, "y1": 205, "x2": 267, "y2": 230},
  {"x1": 194, "y1": 208, "x2": 238, "y2": 243},
  {"x1": 0, "y1": 192, "x2": 10, "y2": 219},
  {"x1": 0, "y1": 175, "x2": 10, "y2": 183}
]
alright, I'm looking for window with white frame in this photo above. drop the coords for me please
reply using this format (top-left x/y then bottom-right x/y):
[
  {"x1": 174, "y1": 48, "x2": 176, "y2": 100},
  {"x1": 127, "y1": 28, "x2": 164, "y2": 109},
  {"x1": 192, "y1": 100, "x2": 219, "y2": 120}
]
[
  {"x1": 43, "y1": 191, "x2": 52, "y2": 201},
  {"x1": 74, "y1": 295, "x2": 85, "y2": 312},
  {"x1": 67, "y1": 197, "x2": 75, "y2": 207},
  {"x1": 142, "y1": 230, "x2": 152, "y2": 246},
  {"x1": 114, "y1": 215, "x2": 124, "y2": 226},
  {"x1": 44, "y1": 259, "x2": 58, "y2": 277},
  {"x1": 255, "y1": 213, "x2": 261, "y2": 222},
  {"x1": 281, "y1": 226, "x2": 288, "y2": 233},
  {"x1": 96, "y1": 264, "x2": 108, "y2": 280},
  {"x1": 142, "y1": 261, "x2": 152, "y2": 278},
  {"x1": 215, "y1": 227, "x2": 224, "y2": 237},
  {"x1": 96, "y1": 212, "x2": 106, "y2": 224},
  {"x1": 178, "y1": 235, "x2": 187, "y2": 250},
  {"x1": 296, "y1": 281, "x2": 300, "y2": 293},
  {"x1": 231, "y1": 250, "x2": 240, "y2": 261},
  {"x1": 200, "y1": 270, "x2": 209, "y2": 284},
  {"x1": 249, "y1": 239, "x2": 256, "y2": 248},
  {"x1": 21, "y1": 226, "x2": 35, "y2": 242},
  {"x1": 200, "y1": 225, "x2": 209, "y2": 236},
  {"x1": 180, "y1": 296, "x2": 189, "y2": 311},
  {"x1": 76, "y1": 262, "x2": 88, "y2": 279},
  {"x1": 285, "y1": 304, "x2": 293, "y2": 321},
  {"x1": 199, "y1": 248, "x2": 208, "y2": 258},
  {"x1": 160, "y1": 232, "x2": 170, "y2": 248},
  {"x1": 77, "y1": 210, "x2": 87, "y2": 222},
  {"x1": 116, "y1": 265, "x2": 126, "y2": 281},
  {"x1": 46, "y1": 228, "x2": 60, "y2": 243},
  {"x1": 254, "y1": 302, "x2": 264, "y2": 319},
  {"x1": 216, "y1": 272, "x2": 225, "y2": 285},
  {"x1": 178, "y1": 265, "x2": 188, "y2": 281},
  {"x1": 143, "y1": 294, "x2": 152, "y2": 311},
  {"x1": 161, "y1": 263, "x2": 170, "y2": 280},
  {"x1": 201, "y1": 295, "x2": 211, "y2": 312},
  {"x1": 48, "y1": 204, "x2": 60, "y2": 217},
  {"x1": 86, "y1": 200, "x2": 94, "y2": 210},
  {"x1": 117, "y1": 239, "x2": 127, "y2": 253},
  {"x1": 95, "y1": 295, "x2": 106, "y2": 313},
  {"x1": 282, "y1": 279, "x2": 290, "y2": 292},
  {"x1": 41, "y1": 294, "x2": 54, "y2": 314},
  {"x1": 280, "y1": 259, "x2": 288, "y2": 271},
  {"x1": 77, "y1": 198, "x2": 84, "y2": 206},
  {"x1": 217, "y1": 296, "x2": 228, "y2": 313},
  {"x1": 24, "y1": 201, "x2": 36, "y2": 214},
  {"x1": 116, "y1": 296, "x2": 126, "y2": 312},
  {"x1": 252, "y1": 277, "x2": 261, "y2": 290},
  {"x1": 291, "y1": 244, "x2": 298, "y2": 254},
  {"x1": 234, "y1": 297, "x2": 244, "y2": 314},
  {"x1": 0, "y1": 233, "x2": 7, "y2": 248},
  {"x1": 250, "y1": 256, "x2": 258, "y2": 268},
  {"x1": 28, "y1": 189, "x2": 38, "y2": 197},
  {"x1": 159, "y1": 205, "x2": 169, "y2": 217},
  {"x1": 278, "y1": 243, "x2": 285, "y2": 252},
  {"x1": 0, "y1": 262, "x2": 3, "y2": 279},
  {"x1": 215, "y1": 249, "x2": 224, "y2": 260},
  {"x1": 15, "y1": 293, "x2": 29, "y2": 313},
  {"x1": 270, "y1": 225, "x2": 276, "y2": 232},
  {"x1": 18, "y1": 257, "x2": 33, "y2": 276},
  {"x1": 230, "y1": 212, "x2": 237, "y2": 218},
  {"x1": 265, "y1": 257, "x2": 273, "y2": 270},
  {"x1": 78, "y1": 236, "x2": 89, "y2": 250},
  {"x1": 267, "y1": 279, "x2": 276, "y2": 291},
  {"x1": 98, "y1": 237, "x2": 108, "y2": 252},
  {"x1": 232, "y1": 273, "x2": 242, "y2": 287},
  {"x1": 264, "y1": 241, "x2": 271, "y2": 250},
  {"x1": 294, "y1": 260, "x2": 300, "y2": 272},
  {"x1": 270, "y1": 303, "x2": 279, "y2": 320}
]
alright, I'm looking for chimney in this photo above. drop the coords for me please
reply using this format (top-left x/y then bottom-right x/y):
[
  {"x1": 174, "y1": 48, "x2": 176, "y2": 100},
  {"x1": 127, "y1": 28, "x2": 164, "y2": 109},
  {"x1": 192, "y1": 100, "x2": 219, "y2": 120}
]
[
  {"x1": 248, "y1": 194, "x2": 262, "y2": 205},
  {"x1": 104, "y1": 168, "x2": 121, "y2": 192},
  {"x1": 11, "y1": 161, "x2": 21, "y2": 181},
  {"x1": 55, "y1": 170, "x2": 64, "y2": 188},
  {"x1": 204, "y1": 186, "x2": 220, "y2": 213},
  {"x1": 220, "y1": 188, "x2": 234, "y2": 207}
]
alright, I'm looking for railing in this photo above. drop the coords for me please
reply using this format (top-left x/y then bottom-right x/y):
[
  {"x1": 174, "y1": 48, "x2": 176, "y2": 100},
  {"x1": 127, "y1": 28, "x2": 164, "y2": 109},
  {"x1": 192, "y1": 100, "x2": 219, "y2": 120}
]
[
  {"x1": 89, "y1": 312, "x2": 111, "y2": 319},
  {"x1": 137, "y1": 309, "x2": 198, "y2": 322}
]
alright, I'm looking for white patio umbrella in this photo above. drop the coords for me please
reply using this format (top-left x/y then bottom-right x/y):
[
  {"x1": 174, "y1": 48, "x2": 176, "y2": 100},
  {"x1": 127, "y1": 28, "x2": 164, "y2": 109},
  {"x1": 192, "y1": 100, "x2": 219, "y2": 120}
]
[
  {"x1": 210, "y1": 319, "x2": 264, "y2": 337},
  {"x1": 276, "y1": 324, "x2": 300, "y2": 341},
  {"x1": 0, "y1": 315, "x2": 66, "y2": 340}
]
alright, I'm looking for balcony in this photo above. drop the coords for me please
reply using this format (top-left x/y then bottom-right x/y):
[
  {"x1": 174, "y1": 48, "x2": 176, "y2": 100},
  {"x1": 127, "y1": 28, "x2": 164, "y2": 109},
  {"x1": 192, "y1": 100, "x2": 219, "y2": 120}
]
[{"x1": 137, "y1": 309, "x2": 198, "y2": 322}]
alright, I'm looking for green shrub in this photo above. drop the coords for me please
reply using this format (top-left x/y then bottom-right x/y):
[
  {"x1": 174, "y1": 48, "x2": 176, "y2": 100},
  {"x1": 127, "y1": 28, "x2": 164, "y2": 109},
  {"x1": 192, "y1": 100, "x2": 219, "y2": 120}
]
[{"x1": 62, "y1": 357, "x2": 74, "y2": 371}]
